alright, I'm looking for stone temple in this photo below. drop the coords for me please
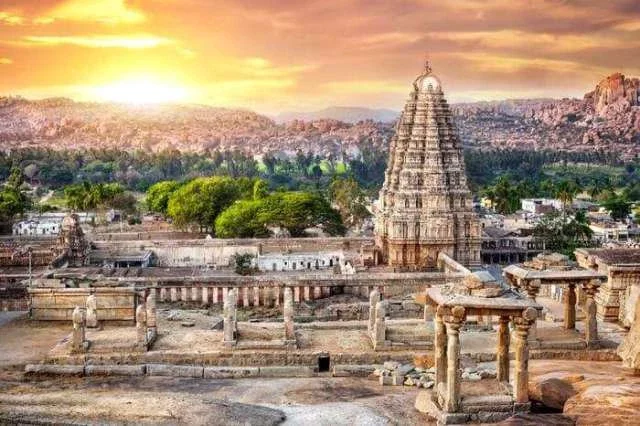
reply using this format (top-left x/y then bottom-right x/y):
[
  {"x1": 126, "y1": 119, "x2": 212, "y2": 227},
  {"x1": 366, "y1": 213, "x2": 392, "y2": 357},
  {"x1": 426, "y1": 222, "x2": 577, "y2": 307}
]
[{"x1": 375, "y1": 62, "x2": 481, "y2": 269}]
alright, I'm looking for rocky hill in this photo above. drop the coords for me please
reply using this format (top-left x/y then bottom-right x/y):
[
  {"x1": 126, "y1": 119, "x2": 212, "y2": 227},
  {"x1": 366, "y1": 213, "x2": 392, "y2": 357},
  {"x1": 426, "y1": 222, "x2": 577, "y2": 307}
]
[
  {"x1": 453, "y1": 73, "x2": 640, "y2": 159},
  {"x1": 275, "y1": 106, "x2": 398, "y2": 124},
  {"x1": 0, "y1": 73, "x2": 638, "y2": 159}
]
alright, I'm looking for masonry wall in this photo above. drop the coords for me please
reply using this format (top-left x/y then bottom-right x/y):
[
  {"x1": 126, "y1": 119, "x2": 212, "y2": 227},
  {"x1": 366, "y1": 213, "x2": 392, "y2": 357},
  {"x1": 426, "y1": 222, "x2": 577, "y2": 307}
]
[{"x1": 29, "y1": 287, "x2": 138, "y2": 321}]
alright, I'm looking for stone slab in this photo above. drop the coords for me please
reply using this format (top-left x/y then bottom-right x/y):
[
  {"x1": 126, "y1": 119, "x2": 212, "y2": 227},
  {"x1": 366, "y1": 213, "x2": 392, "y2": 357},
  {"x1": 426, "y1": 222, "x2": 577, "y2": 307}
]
[
  {"x1": 85, "y1": 364, "x2": 146, "y2": 376},
  {"x1": 146, "y1": 364, "x2": 204, "y2": 378},
  {"x1": 203, "y1": 366, "x2": 259, "y2": 379},
  {"x1": 258, "y1": 366, "x2": 315, "y2": 378},
  {"x1": 332, "y1": 364, "x2": 376, "y2": 377},
  {"x1": 24, "y1": 364, "x2": 84, "y2": 376}
]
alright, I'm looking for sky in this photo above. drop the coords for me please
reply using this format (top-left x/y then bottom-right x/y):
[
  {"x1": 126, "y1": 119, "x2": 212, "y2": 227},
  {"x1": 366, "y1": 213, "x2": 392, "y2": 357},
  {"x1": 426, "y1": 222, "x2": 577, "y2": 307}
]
[{"x1": 0, "y1": 0, "x2": 639, "y2": 114}]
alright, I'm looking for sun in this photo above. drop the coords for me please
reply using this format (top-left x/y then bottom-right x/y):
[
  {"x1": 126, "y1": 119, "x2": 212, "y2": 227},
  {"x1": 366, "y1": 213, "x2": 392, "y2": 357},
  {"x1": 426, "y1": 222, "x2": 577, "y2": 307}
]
[{"x1": 91, "y1": 78, "x2": 190, "y2": 104}]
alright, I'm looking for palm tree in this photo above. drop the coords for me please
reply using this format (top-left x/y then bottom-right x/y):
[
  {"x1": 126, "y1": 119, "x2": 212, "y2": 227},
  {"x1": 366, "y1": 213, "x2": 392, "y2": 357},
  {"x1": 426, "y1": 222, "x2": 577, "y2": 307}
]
[{"x1": 554, "y1": 180, "x2": 578, "y2": 215}]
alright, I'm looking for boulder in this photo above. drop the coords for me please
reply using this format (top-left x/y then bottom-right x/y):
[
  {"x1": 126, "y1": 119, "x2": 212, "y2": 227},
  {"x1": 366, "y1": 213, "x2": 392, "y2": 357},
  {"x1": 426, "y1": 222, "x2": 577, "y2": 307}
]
[
  {"x1": 618, "y1": 295, "x2": 640, "y2": 370},
  {"x1": 528, "y1": 372, "x2": 583, "y2": 410},
  {"x1": 564, "y1": 384, "x2": 640, "y2": 425}
]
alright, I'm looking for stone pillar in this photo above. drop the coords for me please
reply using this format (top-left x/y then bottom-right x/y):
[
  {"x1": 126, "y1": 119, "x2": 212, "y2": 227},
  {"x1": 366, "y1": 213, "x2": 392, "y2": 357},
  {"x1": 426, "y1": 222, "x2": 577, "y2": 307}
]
[
  {"x1": 497, "y1": 316, "x2": 510, "y2": 382},
  {"x1": 213, "y1": 287, "x2": 220, "y2": 305},
  {"x1": 322, "y1": 286, "x2": 330, "y2": 297},
  {"x1": 190, "y1": 287, "x2": 198, "y2": 302},
  {"x1": 434, "y1": 310, "x2": 447, "y2": 390},
  {"x1": 136, "y1": 304, "x2": 147, "y2": 350},
  {"x1": 71, "y1": 306, "x2": 86, "y2": 353},
  {"x1": 222, "y1": 287, "x2": 229, "y2": 304},
  {"x1": 170, "y1": 287, "x2": 178, "y2": 302},
  {"x1": 373, "y1": 300, "x2": 387, "y2": 350},
  {"x1": 146, "y1": 292, "x2": 157, "y2": 334},
  {"x1": 314, "y1": 286, "x2": 321, "y2": 299},
  {"x1": 444, "y1": 306, "x2": 465, "y2": 413},
  {"x1": 243, "y1": 287, "x2": 249, "y2": 307},
  {"x1": 201, "y1": 287, "x2": 209, "y2": 306},
  {"x1": 525, "y1": 280, "x2": 540, "y2": 343},
  {"x1": 223, "y1": 288, "x2": 238, "y2": 345},
  {"x1": 294, "y1": 286, "x2": 300, "y2": 303},
  {"x1": 85, "y1": 294, "x2": 98, "y2": 328},
  {"x1": 160, "y1": 287, "x2": 167, "y2": 302},
  {"x1": 513, "y1": 308, "x2": 537, "y2": 404},
  {"x1": 283, "y1": 287, "x2": 295, "y2": 341},
  {"x1": 368, "y1": 289, "x2": 380, "y2": 333},
  {"x1": 304, "y1": 286, "x2": 310, "y2": 301},
  {"x1": 564, "y1": 284, "x2": 577, "y2": 330},
  {"x1": 181, "y1": 287, "x2": 188, "y2": 302},
  {"x1": 274, "y1": 287, "x2": 280, "y2": 307},
  {"x1": 253, "y1": 286, "x2": 260, "y2": 307},
  {"x1": 583, "y1": 282, "x2": 599, "y2": 347}
]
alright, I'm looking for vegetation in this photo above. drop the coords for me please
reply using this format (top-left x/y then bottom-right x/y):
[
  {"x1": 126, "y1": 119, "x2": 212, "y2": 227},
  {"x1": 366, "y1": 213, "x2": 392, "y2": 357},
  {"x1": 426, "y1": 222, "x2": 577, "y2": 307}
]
[
  {"x1": 533, "y1": 211, "x2": 596, "y2": 258},
  {"x1": 0, "y1": 168, "x2": 30, "y2": 229},
  {"x1": 233, "y1": 253, "x2": 256, "y2": 276},
  {"x1": 328, "y1": 177, "x2": 371, "y2": 228}
]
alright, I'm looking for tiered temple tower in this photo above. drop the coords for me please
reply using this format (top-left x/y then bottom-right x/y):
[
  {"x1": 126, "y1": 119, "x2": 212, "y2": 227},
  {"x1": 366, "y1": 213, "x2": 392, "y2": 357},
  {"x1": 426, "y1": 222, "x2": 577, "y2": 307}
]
[{"x1": 375, "y1": 62, "x2": 481, "y2": 268}]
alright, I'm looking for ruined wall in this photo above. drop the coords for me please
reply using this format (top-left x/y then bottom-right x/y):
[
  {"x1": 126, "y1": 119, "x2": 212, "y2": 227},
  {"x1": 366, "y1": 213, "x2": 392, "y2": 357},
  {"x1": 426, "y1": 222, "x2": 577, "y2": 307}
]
[{"x1": 29, "y1": 287, "x2": 138, "y2": 321}]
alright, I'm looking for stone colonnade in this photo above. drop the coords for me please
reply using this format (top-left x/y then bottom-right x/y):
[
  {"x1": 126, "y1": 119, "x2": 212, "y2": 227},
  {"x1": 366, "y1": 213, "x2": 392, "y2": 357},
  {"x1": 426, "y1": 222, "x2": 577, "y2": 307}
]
[{"x1": 151, "y1": 284, "x2": 387, "y2": 307}]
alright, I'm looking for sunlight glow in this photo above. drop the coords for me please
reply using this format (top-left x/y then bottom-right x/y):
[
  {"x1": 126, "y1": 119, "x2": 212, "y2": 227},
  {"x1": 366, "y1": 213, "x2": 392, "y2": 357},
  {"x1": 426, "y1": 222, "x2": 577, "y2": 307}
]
[{"x1": 91, "y1": 78, "x2": 190, "y2": 104}]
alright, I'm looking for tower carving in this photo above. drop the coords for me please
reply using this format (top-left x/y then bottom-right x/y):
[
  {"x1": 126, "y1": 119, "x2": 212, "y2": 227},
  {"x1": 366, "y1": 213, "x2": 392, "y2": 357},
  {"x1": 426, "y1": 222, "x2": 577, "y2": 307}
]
[{"x1": 375, "y1": 62, "x2": 481, "y2": 268}]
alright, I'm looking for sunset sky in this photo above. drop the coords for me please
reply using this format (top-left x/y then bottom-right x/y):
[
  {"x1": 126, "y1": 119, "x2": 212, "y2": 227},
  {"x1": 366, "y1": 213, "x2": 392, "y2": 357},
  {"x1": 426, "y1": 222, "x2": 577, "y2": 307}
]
[{"x1": 0, "y1": 0, "x2": 639, "y2": 113}]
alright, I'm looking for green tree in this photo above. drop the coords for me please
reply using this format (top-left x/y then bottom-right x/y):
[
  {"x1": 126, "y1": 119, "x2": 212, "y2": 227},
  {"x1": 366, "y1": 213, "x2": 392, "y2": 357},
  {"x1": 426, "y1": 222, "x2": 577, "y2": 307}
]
[
  {"x1": 601, "y1": 195, "x2": 631, "y2": 221},
  {"x1": 146, "y1": 180, "x2": 181, "y2": 214},
  {"x1": 167, "y1": 176, "x2": 242, "y2": 232},
  {"x1": 554, "y1": 180, "x2": 578, "y2": 213},
  {"x1": 328, "y1": 177, "x2": 371, "y2": 227}
]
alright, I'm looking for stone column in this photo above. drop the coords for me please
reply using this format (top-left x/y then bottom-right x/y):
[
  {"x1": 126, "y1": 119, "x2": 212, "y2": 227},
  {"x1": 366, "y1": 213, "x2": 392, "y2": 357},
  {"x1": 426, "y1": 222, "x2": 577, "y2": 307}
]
[
  {"x1": 201, "y1": 287, "x2": 209, "y2": 306},
  {"x1": 513, "y1": 308, "x2": 537, "y2": 404},
  {"x1": 146, "y1": 292, "x2": 157, "y2": 334},
  {"x1": 274, "y1": 287, "x2": 280, "y2": 307},
  {"x1": 373, "y1": 300, "x2": 387, "y2": 350},
  {"x1": 136, "y1": 304, "x2": 147, "y2": 350},
  {"x1": 170, "y1": 287, "x2": 178, "y2": 302},
  {"x1": 243, "y1": 287, "x2": 249, "y2": 308},
  {"x1": 294, "y1": 286, "x2": 300, "y2": 303},
  {"x1": 85, "y1": 294, "x2": 98, "y2": 328},
  {"x1": 222, "y1": 287, "x2": 229, "y2": 304},
  {"x1": 189, "y1": 287, "x2": 197, "y2": 302},
  {"x1": 434, "y1": 309, "x2": 447, "y2": 390},
  {"x1": 322, "y1": 286, "x2": 330, "y2": 297},
  {"x1": 253, "y1": 287, "x2": 260, "y2": 307},
  {"x1": 71, "y1": 306, "x2": 86, "y2": 353},
  {"x1": 181, "y1": 287, "x2": 188, "y2": 302},
  {"x1": 223, "y1": 288, "x2": 237, "y2": 345},
  {"x1": 497, "y1": 316, "x2": 510, "y2": 382},
  {"x1": 213, "y1": 287, "x2": 220, "y2": 305},
  {"x1": 283, "y1": 287, "x2": 295, "y2": 341},
  {"x1": 160, "y1": 287, "x2": 167, "y2": 302},
  {"x1": 444, "y1": 306, "x2": 465, "y2": 413},
  {"x1": 368, "y1": 289, "x2": 380, "y2": 333},
  {"x1": 525, "y1": 279, "x2": 540, "y2": 342},
  {"x1": 582, "y1": 281, "x2": 599, "y2": 347},
  {"x1": 564, "y1": 284, "x2": 577, "y2": 330},
  {"x1": 304, "y1": 286, "x2": 311, "y2": 301},
  {"x1": 314, "y1": 286, "x2": 321, "y2": 299}
]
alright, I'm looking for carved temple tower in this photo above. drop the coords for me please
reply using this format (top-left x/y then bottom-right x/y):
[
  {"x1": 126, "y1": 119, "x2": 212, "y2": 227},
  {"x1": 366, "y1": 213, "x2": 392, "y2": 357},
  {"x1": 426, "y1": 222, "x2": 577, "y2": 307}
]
[{"x1": 375, "y1": 62, "x2": 481, "y2": 269}]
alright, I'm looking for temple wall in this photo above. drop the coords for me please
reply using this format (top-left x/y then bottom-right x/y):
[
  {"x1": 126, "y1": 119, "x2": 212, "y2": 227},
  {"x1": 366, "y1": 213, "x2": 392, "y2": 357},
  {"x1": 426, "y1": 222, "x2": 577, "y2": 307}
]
[{"x1": 29, "y1": 287, "x2": 138, "y2": 321}]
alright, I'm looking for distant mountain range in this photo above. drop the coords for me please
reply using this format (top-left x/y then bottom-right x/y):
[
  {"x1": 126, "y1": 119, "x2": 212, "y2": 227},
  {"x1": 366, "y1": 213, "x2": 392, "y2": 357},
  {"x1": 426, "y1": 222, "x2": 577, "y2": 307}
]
[{"x1": 275, "y1": 106, "x2": 399, "y2": 123}]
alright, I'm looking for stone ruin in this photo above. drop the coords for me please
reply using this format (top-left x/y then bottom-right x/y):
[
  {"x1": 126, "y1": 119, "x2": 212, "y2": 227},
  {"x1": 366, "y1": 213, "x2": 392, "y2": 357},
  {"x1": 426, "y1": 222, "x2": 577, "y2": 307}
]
[
  {"x1": 223, "y1": 288, "x2": 238, "y2": 346},
  {"x1": 71, "y1": 306, "x2": 88, "y2": 353},
  {"x1": 417, "y1": 269, "x2": 540, "y2": 424},
  {"x1": 51, "y1": 213, "x2": 90, "y2": 268}
]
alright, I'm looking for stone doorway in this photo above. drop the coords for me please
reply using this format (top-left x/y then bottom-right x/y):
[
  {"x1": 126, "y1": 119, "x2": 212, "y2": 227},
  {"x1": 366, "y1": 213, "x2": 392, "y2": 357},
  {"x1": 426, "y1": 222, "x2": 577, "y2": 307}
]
[{"x1": 318, "y1": 354, "x2": 330, "y2": 372}]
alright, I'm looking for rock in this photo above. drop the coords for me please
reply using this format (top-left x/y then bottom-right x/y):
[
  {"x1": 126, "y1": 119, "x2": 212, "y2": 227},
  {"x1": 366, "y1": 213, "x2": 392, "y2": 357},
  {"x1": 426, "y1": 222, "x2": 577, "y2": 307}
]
[
  {"x1": 478, "y1": 369, "x2": 496, "y2": 379},
  {"x1": 404, "y1": 376, "x2": 416, "y2": 386},
  {"x1": 395, "y1": 363, "x2": 414, "y2": 377},
  {"x1": 528, "y1": 372, "x2": 583, "y2": 410},
  {"x1": 373, "y1": 368, "x2": 383, "y2": 377},
  {"x1": 181, "y1": 320, "x2": 196, "y2": 327},
  {"x1": 618, "y1": 295, "x2": 640, "y2": 369},
  {"x1": 383, "y1": 361, "x2": 401, "y2": 370},
  {"x1": 462, "y1": 372, "x2": 481, "y2": 381},
  {"x1": 564, "y1": 384, "x2": 640, "y2": 425},
  {"x1": 210, "y1": 316, "x2": 224, "y2": 330},
  {"x1": 379, "y1": 375, "x2": 393, "y2": 386},
  {"x1": 413, "y1": 353, "x2": 434, "y2": 369},
  {"x1": 419, "y1": 379, "x2": 434, "y2": 389},
  {"x1": 167, "y1": 310, "x2": 181, "y2": 321}
]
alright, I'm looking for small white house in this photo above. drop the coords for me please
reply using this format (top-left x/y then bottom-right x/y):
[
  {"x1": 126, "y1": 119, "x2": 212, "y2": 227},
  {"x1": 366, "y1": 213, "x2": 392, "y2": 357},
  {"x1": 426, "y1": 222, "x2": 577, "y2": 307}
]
[
  {"x1": 12, "y1": 219, "x2": 61, "y2": 236},
  {"x1": 256, "y1": 251, "x2": 345, "y2": 272}
]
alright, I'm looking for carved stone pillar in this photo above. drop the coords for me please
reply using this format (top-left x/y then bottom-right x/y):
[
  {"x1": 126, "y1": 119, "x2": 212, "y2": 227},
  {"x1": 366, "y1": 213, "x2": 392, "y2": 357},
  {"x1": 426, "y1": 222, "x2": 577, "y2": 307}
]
[
  {"x1": 294, "y1": 286, "x2": 300, "y2": 303},
  {"x1": 283, "y1": 287, "x2": 295, "y2": 341},
  {"x1": 85, "y1": 294, "x2": 98, "y2": 328},
  {"x1": 213, "y1": 287, "x2": 219, "y2": 305},
  {"x1": 136, "y1": 303, "x2": 147, "y2": 350},
  {"x1": 146, "y1": 292, "x2": 157, "y2": 333},
  {"x1": 170, "y1": 287, "x2": 178, "y2": 302},
  {"x1": 304, "y1": 286, "x2": 310, "y2": 301},
  {"x1": 181, "y1": 287, "x2": 188, "y2": 302},
  {"x1": 582, "y1": 281, "x2": 599, "y2": 347},
  {"x1": 497, "y1": 316, "x2": 510, "y2": 382},
  {"x1": 253, "y1": 286, "x2": 260, "y2": 307},
  {"x1": 434, "y1": 310, "x2": 447, "y2": 390},
  {"x1": 314, "y1": 286, "x2": 321, "y2": 299},
  {"x1": 191, "y1": 287, "x2": 199, "y2": 302},
  {"x1": 513, "y1": 307, "x2": 537, "y2": 404},
  {"x1": 564, "y1": 284, "x2": 577, "y2": 330},
  {"x1": 160, "y1": 287, "x2": 167, "y2": 302},
  {"x1": 243, "y1": 287, "x2": 249, "y2": 307},
  {"x1": 369, "y1": 289, "x2": 380, "y2": 333},
  {"x1": 444, "y1": 306, "x2": 465, "y2": 413},
  {"x1": 373, "y1": 300, "x2": 387, "y2": 350},
  {"x1": 525, "y1": 279, "x2": 540, "y2": 342},
  {"x1": 223, "y1": 288, "x2": 237, "y2": 344},
  {"x1": 71, "y1": 306, "x2": 86, "y2": 353}
]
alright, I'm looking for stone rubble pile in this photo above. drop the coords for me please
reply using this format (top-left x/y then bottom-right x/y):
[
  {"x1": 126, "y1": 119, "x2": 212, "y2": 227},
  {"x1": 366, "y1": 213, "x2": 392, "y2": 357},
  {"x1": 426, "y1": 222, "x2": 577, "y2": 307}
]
[{"x1": 375, "y1": 361, "x2": 497, "y2": 388}]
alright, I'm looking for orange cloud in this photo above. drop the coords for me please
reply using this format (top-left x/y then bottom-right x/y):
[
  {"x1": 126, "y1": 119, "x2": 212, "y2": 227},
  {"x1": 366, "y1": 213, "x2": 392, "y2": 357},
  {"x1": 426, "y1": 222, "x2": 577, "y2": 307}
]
[
  {"x1": 0, "y1": 57, "x2": 12, "y2": 64},
  {"x1": 0, "y1": 11, "x2": 24, "y2": 25},
  {"x1": 20, "y1": 34, "x2": 172, "y2": 49},
  {"x1": 42, "y1": 0, "x2": 146, "y2": 24}
]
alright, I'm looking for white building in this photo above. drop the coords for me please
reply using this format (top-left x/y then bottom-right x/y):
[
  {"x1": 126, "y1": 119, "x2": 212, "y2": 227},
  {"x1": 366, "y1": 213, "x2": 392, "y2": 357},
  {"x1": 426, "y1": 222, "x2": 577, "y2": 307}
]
[
  {"x1": 520, "y1": 198, "x2": 562, "y2": 214},
  {"x1": 256, "y1": 251, "x2": 345, "y2": 272},
  {"x1": 12, "y1": 219, "x2": 61, "y2": 236}
]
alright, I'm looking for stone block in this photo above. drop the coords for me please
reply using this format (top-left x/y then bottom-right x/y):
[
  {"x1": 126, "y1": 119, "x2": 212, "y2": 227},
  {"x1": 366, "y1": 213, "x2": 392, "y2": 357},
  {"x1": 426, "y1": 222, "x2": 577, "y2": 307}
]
[
  {"x1": 331, "y1": 365, "x2": 376, "y2": 377},
  {"x1": 379, "y1": 375, "x2": 393, "y2": 386},
  {"x1": 85, "y1": 364, "x2": 146, "y2": 376},
  {"x1": 24, "y1": 364, "x2": 84, "y2": 376},
  {"x1": 203, "y1": 366, "x2": 259, "y2": 379},
  {"x1": 258, "y1": 366, "x2": 315, "y2": 378},
  {"x1": 146, "y1": 364, "x2": 204, "y2": 378}
]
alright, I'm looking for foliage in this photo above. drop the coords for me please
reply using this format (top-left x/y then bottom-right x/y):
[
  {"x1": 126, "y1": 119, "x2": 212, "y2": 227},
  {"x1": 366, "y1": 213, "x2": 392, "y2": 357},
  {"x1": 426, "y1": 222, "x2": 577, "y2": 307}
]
[
  {"x1": 234, "y1": 253, "x2": 256, "y2": 276},
  {"x1": 0, "y1": 167, "x2": 31, "y2": 227},
  {"x1": 215, "y1": 191, "x2": 345, "y2": 238},
  {"x1": 166, "y1": 176, "x2": 243, "y2": 232},
  {"x1": 601, "y1": 194, "x2": 632, "y2": 221},
  {"x1": 146, "y1": 180, "x2": 181, "y2": 214},
  {"x1": 533, "y1": 211, "x2": 596, "y2": 258},
  {"x1": 64, "y1": 182, "x2": 126, "y2": 211},
  {"x1": 328, "y1": 177, "x2": 371, "y2": 227}
]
